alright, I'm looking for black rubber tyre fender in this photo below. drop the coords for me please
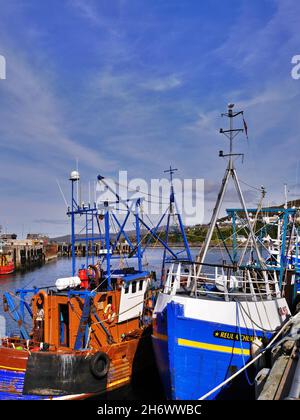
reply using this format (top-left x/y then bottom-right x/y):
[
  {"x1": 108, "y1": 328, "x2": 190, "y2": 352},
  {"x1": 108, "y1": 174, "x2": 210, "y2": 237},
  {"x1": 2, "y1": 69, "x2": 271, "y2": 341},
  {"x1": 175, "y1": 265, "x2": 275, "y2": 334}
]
[{"x1": 89, "y1": 352, "x2": 110, "y2": 379}]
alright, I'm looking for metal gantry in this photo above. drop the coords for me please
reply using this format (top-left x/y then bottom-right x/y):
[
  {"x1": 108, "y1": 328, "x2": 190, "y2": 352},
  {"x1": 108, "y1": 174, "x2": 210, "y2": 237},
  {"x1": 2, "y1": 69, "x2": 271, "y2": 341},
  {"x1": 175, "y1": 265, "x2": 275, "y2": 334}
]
[
  {"x1": 68, "y1": 171, "x2": 192, "y2": 289},
  {"x1": 3, "y1": 169, "x2": 194, "y2": 339},
  {"x1": 226, "y1": 206, "x2": 300, "y2": 299}
]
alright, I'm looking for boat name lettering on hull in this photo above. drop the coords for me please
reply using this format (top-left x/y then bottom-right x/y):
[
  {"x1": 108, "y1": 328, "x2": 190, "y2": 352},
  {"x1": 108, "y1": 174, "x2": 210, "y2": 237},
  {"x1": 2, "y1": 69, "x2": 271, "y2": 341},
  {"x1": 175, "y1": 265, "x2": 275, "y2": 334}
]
[{"x1": 213, "y1": 330, "x2": 262, "y2": 342}]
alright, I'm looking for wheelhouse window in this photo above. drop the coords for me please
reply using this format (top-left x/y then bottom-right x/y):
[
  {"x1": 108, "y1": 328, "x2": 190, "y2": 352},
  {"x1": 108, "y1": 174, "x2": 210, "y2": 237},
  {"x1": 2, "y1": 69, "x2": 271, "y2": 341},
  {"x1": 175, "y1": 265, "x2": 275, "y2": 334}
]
[
  {"x1": 59, "y1": 304, "x2": 69, "y2": 347},
  {"x1": 139, "y1": 280, "x2": 143, "y2": 291},
  {"x1": 131, "y1": 281, "x2": 137, "y2": 293}
]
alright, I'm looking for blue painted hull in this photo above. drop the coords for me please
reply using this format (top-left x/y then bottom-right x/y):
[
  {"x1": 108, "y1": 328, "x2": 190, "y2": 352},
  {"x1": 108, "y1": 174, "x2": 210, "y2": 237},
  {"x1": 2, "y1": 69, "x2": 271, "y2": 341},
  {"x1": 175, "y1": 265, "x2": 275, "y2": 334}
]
[
  {"x1": 153, "y1": 301, "x2": 270, "y2": 400},
  {"x1": 0, "y1": 369, "x2": 47, "y2": 400}
]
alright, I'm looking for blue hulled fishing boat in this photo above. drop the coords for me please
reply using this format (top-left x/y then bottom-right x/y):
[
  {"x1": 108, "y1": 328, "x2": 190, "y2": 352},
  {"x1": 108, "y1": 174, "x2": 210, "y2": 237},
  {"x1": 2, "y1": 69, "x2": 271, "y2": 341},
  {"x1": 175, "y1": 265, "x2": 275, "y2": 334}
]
[{"x1": 152, "y1": 104, "x2": 291, "y2": 400}]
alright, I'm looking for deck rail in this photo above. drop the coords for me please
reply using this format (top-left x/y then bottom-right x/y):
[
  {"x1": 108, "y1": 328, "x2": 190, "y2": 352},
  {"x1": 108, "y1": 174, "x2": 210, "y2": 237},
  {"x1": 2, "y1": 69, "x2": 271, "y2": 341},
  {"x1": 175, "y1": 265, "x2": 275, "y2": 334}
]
[{"x1": 163, "y1": 262, "x2": 281, "y2": 301}]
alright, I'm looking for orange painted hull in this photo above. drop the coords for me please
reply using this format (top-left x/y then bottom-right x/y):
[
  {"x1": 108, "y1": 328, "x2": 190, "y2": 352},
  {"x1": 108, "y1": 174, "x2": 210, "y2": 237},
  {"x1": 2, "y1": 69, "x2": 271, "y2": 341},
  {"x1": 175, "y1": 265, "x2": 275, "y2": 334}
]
[
  {"x1": 0, "y1": 327, "x2": 154, "y2": 399},
  {"x1": 0, "y1": 273, "x2": 158, "y2": 399}
]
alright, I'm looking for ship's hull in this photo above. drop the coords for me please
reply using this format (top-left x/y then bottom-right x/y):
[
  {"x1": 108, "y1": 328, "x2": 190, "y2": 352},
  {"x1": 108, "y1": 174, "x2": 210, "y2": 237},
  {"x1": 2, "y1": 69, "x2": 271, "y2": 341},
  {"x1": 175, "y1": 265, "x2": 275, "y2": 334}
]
[
  {"x1": 0, "y1": 367, "x2": 129, "y2": 400},
  {"x1": 45, "y1": 243, "x2": 58, "y2": 263},
  {"x1": 152, "y1": 292, "x2": 290, "y2": 400},
  {"x1": 0, "y1": 262, "x2": 15, "y2": 275},
  {"x1": 0, "y1": 327, "x2": 155, "y2": 400}
]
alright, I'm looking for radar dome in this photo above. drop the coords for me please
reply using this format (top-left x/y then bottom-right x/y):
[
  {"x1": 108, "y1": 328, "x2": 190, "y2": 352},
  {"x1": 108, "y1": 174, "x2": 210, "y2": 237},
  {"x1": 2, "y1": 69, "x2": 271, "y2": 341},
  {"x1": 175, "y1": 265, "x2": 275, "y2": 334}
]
[{"x1": 69, "y1": 170, "x2": 80, "y2": 181}]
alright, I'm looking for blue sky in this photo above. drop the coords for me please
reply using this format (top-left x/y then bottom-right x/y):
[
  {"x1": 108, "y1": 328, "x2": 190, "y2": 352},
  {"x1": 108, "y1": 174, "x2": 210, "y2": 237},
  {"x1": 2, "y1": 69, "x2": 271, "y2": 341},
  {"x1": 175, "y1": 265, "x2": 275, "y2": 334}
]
[{"x1": 0, "y1": 0, "x2": 300, "y2": 237}]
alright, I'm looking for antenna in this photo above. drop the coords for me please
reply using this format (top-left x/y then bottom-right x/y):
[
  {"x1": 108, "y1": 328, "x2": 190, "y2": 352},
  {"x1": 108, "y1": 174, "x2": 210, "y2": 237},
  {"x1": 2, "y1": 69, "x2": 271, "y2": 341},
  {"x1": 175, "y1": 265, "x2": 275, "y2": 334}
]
[
  {"x1": 219, "y1": 103, "x2": 245, "y2": 168},
  {"x1": 56, "y1": 179, "x2": 68, "y2": 208},
  {"x1": 164, "y1": 165, "x2": 178, "y2": 184},
  {"x1": 69, "y1": 169, "x2": 80, "y2": 276},
  {"x1": 76, "y1": 158, "x2": 80, "y2": 205},
  {"x1": 284, "y1": 184, "x2": 288, "y2": 209},
  {"x1": 164, "y1": 165, "x2": 178, "y2": 213},
  {"x1": 93, "y1": 180, "x2": 97, "y2": 205}
]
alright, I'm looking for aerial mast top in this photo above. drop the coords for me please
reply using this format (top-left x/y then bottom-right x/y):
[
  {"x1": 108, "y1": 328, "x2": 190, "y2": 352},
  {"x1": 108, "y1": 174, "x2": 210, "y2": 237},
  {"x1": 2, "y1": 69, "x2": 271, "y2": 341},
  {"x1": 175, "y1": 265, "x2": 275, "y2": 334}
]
[
  {"x1": 219, "y1": 103, "x2": 245, "y2": 169},
  {"x1": 197, "y1": 103, "x2": 266, "y2": 271},
  {"x1": 164, "y1": 165, "x2": 178, "y2": 213}
]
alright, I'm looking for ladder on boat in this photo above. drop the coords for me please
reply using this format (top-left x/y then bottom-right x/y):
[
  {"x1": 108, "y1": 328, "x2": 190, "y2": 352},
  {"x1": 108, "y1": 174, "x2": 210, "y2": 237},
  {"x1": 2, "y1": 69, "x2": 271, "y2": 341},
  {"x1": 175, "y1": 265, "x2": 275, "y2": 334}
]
[{"x1": 74, "y1": 294, "x2": 92, "y2": 350}]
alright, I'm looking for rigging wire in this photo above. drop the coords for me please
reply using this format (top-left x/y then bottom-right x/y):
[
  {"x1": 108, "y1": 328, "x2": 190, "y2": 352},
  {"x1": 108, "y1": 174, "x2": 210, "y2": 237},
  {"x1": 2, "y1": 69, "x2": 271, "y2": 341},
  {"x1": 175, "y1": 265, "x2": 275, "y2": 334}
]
[
  {"x1": 239, "y1": 178, "x2": 264, "y2": 192},
  {"x1": 236, "y1": 303, "x2": 255, "y2": 386},
  {"x1": 110, "y1": 178, "x2": 171, "y2": 204},
  {"x1": 198, "y1": 314, "x2": 296, "y2": 400}
]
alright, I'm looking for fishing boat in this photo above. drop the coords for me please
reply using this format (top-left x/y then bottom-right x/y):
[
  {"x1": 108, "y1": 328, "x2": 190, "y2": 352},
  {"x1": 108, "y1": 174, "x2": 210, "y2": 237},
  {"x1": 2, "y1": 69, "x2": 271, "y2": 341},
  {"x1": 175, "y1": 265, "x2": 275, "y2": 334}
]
[
  {"x1": 225, "y1": 204, "x2": 300, "y2": 311},
  {"x1": 152, "y1": 104, "x2": 291, "y2": 400},
  {"x1": 0, "y1": 171, "x2": 165, "y2": 400},
  {"x1": 0, "y1": 240, "x2": 14, "y2": 275},
  {"x1": 263, "y1": 212, "x2": 300, "y2": 269}
]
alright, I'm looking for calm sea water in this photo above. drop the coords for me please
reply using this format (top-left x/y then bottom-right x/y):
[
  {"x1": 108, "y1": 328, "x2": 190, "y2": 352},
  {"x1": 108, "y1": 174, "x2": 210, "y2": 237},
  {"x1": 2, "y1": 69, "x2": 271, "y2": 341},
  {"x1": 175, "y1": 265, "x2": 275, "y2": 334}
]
[{"x1": 0, "y1": 247, "x2": 250, "y2": 400}]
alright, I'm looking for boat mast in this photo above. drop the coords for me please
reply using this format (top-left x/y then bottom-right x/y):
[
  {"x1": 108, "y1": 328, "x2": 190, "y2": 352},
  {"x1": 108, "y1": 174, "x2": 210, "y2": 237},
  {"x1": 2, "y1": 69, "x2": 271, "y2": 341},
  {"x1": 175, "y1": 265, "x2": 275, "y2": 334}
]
[
  {"x1": 69, "y1": 170, "x2": 80, "y2": 276},
  {"x1": 161, "y1": 166, "x2": 176, "y2": 280},
  {"x1": 161, "y1": 166, "x2": 193, "y2": 280},
  {"x1": 197, "y1": 104, "x2": 266, "y2": 271},
  {"x1": 96, "y1": 175, "x2": 145, "y2": 274}
]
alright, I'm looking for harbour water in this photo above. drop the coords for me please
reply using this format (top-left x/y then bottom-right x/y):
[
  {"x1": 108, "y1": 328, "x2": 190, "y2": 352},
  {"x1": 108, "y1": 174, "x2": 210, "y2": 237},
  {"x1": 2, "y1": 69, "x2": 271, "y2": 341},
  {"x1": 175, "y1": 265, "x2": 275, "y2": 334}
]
[
  {"x1": 0, "y1": 248, "x2": 196, "y2": 333},
  {"x1": 0, "y1": 247, "x2": 256, "y2": 400},
  {"x1": 0, "y1": 246, "x2": 257, "y2": 333}
]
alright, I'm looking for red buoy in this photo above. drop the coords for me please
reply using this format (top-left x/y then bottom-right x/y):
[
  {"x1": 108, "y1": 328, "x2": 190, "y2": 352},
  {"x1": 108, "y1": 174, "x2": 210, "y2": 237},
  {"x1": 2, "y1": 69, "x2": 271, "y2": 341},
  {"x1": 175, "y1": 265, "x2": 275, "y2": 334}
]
[{"x1": 78, "y1": 269, "x2": 89, "y2": 289}]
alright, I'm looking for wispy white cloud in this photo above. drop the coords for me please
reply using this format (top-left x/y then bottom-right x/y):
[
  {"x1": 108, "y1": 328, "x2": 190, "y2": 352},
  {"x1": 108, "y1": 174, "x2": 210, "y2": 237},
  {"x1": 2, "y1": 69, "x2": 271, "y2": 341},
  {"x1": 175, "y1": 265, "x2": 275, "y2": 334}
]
[
  {"x1": 140, "y1": 74, "x2": 182, "y2": 92},
  {"x1": 212, "y1": 0, "x2": 299, "y2": 77},
  {"x1": 0, "y1": 39, "x2": 117, "y2": 174},
  {"x1": 68, "y1": 0, "x2": 124, "y2": 39},
  {"x1": 0, "y1": 0, "x2": 300, "y2": 235},
  {"x1": 185, "y1": 110, "x2": 218, "y2": 135},
  {"x1": 69, "y1": 0, "x2": 101, "y2": 26}
]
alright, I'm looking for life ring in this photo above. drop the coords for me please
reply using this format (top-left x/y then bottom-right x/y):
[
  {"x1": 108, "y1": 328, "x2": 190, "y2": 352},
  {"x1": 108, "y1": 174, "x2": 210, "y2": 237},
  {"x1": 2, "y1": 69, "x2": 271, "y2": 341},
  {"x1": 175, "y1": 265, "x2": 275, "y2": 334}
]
[
  {"x1": 104, "y1": 303, "x2": 116, "y2": 324},
  {"x1": 36, "y1": 293, "x2": 44, "y2": 307},
  {"x1": 89, "y1": 352, "x2": 110, "y2": 379}
]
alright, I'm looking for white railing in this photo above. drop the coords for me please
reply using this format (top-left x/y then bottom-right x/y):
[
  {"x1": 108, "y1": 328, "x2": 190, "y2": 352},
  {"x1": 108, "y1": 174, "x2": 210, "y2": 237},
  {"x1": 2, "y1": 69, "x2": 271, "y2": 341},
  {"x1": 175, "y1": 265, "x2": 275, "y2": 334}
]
[{"x1": 163, "y1": 263, "x2": 281, "y2": 302}]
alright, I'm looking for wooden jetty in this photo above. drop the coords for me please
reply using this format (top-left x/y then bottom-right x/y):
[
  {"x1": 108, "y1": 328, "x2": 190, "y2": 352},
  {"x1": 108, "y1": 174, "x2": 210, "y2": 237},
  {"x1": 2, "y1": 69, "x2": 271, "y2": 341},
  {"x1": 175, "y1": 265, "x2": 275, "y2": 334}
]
[{"x1": 256, "y1": 311, "x2": 300, "y2": 400}]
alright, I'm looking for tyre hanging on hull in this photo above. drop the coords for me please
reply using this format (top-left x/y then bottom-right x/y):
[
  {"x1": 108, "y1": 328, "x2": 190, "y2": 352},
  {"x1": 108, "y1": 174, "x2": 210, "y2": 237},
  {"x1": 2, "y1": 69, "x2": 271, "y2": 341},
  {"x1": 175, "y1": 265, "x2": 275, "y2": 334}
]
[{"x1": 89, "y1": 352, "x2": 110, "y2": 379}]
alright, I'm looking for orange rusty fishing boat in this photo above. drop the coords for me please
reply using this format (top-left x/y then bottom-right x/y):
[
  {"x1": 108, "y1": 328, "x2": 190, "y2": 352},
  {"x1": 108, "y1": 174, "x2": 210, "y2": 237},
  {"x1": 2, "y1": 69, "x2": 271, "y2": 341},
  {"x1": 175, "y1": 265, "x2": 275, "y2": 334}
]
[{"x1": 0, "y1": 171, "x2": 160, "y2": 399}]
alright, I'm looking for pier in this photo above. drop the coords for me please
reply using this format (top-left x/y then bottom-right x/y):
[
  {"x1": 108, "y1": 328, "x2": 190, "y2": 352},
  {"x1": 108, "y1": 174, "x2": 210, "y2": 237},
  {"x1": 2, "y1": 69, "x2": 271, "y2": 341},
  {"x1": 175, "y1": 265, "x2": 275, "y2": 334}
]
[
  {"x1": 1, "y1": 234, "x2": 58, "y2": 271},
  {"x1": 57, "y1": 241, "x2": 131, "y2": 258},
  {"x1": 256, "y1": 311, "x2": 300, "y2": 400}
]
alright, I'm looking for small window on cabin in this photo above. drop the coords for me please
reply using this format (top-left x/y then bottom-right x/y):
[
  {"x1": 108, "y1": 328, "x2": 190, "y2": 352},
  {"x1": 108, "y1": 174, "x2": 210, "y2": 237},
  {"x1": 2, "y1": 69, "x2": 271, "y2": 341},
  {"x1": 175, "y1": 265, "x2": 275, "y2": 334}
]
[
  {"x1": 125, "y1": 284, "x2": 129, "y2": 294},
  {"x1": 108, "y1": 295, "x2": 112, "y2": 305},
  {"x1": 132, "y1": 281, "x2": 137, "y2": 294},
  {"x1": 59, "y1": 304, "x2": 69, "y2": 347},
  {"x1": 139, "y1": 280, "x2": 143, "y2": 291}
]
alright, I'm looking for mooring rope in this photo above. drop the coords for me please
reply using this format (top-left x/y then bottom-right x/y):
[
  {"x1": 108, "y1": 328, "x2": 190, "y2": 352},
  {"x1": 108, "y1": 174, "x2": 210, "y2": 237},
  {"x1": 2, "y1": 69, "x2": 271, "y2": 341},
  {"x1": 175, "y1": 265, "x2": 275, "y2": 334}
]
[
  {"x1": 236, "y1": 302, "x2": 255, "y2": 386},
  {"x1": 198, "y1": 313, "x2": 297, "y2": 400}
]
